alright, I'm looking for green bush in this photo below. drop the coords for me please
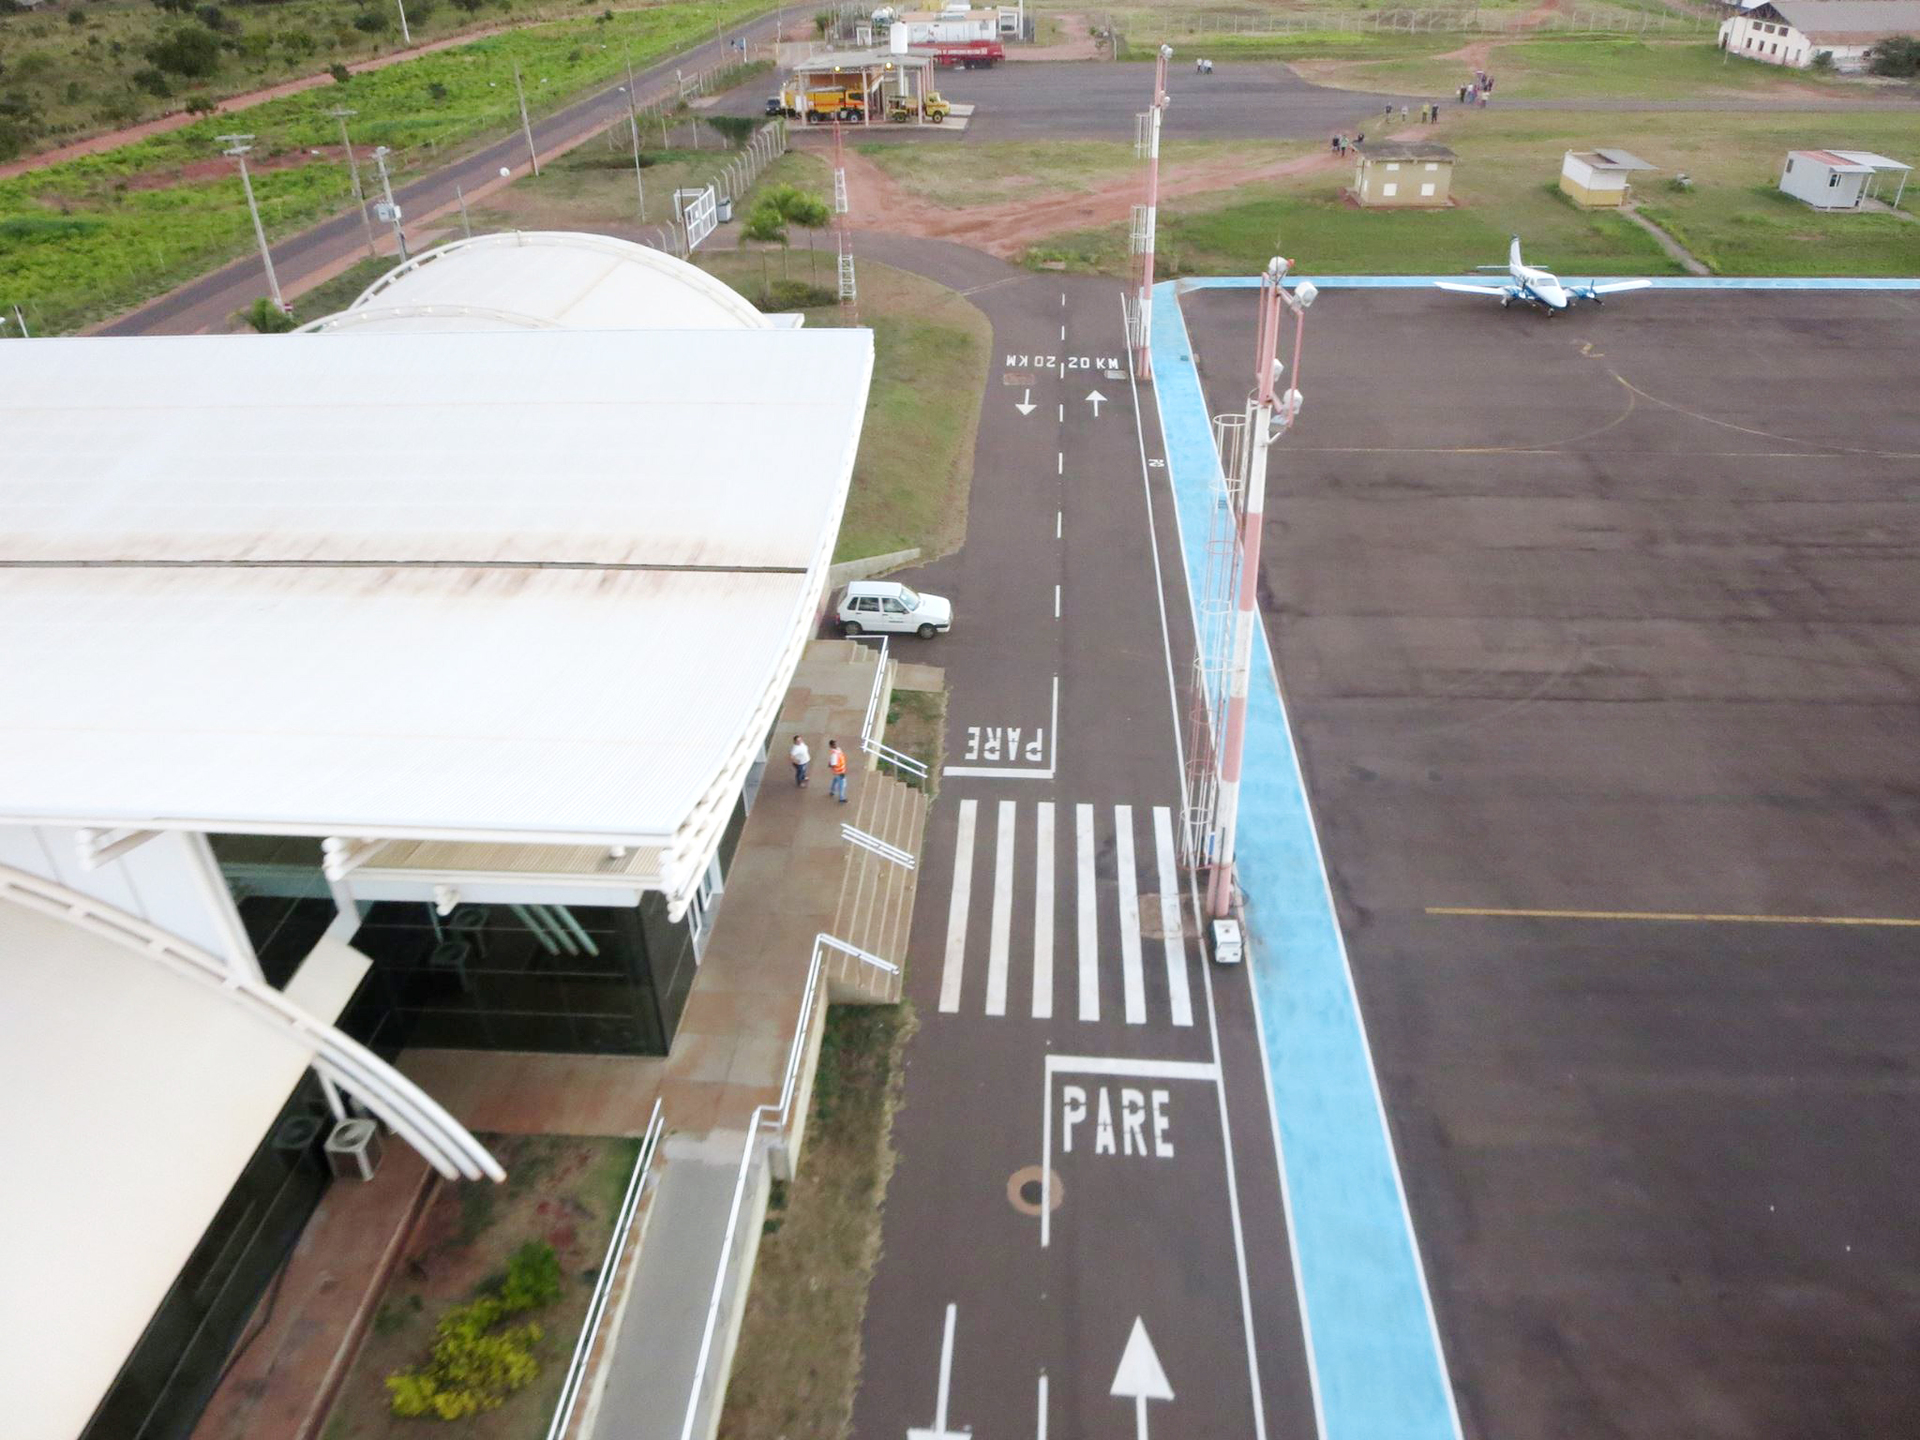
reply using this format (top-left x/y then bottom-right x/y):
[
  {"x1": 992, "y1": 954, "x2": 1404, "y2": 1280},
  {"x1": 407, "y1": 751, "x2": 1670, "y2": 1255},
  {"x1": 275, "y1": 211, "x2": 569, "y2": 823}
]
[
  {"x1": 762, "y1": 279, "x2": 836, "y2": 311},
  {"x1": 351, "y1": 9, "x2": 389, "y2": 32},
  {"x1": 242, "y1": 295, "x2": 296, "y2": 332},
  {"x1": 145, "y1": 26, "x2": 221, "y2": 77},
  {"x1": 1867, "y1": 35, "x2": 1920, "y2": 76},
  {"x1": 384, "y1": 1240, "x2": 563, "y2": 1419}
]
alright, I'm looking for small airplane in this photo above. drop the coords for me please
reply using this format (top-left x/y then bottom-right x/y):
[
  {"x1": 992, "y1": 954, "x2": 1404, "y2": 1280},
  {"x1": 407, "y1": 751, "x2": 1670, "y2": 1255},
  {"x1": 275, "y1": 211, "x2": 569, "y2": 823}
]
[{"x1": 1435, "y1": 237, "x2": 1652, "y2": 315}]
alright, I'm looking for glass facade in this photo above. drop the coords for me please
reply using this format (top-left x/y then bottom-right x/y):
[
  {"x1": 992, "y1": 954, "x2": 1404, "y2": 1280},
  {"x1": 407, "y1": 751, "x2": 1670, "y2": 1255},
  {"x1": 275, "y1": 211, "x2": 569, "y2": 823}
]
[{"x1": 80, "y1": 1077, "x2": 333, "y2": 1440}]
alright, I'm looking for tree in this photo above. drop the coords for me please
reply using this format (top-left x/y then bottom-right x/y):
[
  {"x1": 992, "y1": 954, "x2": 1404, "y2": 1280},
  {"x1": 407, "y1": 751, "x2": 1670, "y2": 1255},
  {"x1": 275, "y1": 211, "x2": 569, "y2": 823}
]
[
  {"x1": 761, "y1": 182, "x2": 830, "y2": 282},
  {"x1": 1867, "y1": 35, "x2": 1920, "y2": 76},
  {"x1": 145, "y1": 26, "x2": 222, "y2": 77},
  {"x1": 742, "y1": 193, "x2": 787, "y2": 296}
]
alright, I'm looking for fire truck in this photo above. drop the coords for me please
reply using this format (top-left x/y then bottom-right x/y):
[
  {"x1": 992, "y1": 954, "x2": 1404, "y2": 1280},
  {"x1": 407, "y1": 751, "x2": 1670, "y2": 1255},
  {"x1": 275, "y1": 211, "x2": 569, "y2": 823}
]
[{"x1": 916, "y1": 40, "x2": 1005, "y2": 68}]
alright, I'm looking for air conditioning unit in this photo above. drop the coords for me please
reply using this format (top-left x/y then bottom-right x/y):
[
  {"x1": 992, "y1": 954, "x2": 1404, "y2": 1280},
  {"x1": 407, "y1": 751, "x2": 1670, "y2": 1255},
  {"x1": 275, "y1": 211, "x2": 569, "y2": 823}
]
[{"x1": 325, "y1": 1118, "x2": 384, "y2": 1182}]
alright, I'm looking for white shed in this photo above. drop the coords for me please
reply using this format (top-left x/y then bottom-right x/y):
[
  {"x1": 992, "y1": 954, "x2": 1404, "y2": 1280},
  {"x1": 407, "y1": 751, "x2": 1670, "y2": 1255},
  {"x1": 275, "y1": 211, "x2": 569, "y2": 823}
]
[
  {"x1": 1559, "y1": 148, "x2": 1657, "y2": 207},
  {"x1": 1779, "y1": 148, "x2": 1911, "y2": 210}
]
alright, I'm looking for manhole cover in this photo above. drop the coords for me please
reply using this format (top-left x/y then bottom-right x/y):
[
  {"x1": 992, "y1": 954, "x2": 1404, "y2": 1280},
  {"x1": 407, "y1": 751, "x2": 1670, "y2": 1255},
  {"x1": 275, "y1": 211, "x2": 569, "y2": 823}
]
[{"x1": 1007, "y1": 1164, "x2": 1063, "y2": 1217}]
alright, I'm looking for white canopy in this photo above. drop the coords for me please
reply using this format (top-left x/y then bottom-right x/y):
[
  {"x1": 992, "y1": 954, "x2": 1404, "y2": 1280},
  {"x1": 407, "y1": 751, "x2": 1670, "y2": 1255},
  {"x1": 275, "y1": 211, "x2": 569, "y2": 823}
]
[{"x1": 0, "y1": 323, "x2": 873, "y2": 903}]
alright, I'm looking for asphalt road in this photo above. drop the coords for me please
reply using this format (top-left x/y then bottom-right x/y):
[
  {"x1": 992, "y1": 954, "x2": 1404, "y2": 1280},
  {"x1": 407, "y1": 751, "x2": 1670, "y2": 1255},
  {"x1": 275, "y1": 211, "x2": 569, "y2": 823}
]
[
  {"x1": 1182, "y1": 283, "x2": 1920, "y2": 1438},
  {"x1": 99, "y1": 7, "x2": 806, "y2": 336},
  {"x1": 844, "y1": 237, "x2": 1315, "y2": 1440}
]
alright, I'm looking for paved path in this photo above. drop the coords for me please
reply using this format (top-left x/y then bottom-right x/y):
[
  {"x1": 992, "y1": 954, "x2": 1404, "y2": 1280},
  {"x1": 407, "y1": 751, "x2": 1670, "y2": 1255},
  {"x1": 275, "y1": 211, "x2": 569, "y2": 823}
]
[
  {"x1": 98, "y1": 6, "x2": 802, "y2": 336},
  {"x1": 1620, "y1": 202, "x2": 1710, "y2": 275},
  {"x1": 843, "y1": 233, "x2": 1314, "y2": 1440}
]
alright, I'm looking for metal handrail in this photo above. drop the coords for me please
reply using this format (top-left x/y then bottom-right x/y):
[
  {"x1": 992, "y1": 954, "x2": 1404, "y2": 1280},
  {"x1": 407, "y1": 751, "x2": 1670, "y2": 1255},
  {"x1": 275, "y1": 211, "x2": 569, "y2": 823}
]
[
  {"x1": 841, "y1": 823, "x2": 917, "y2": 871},
  {"x1": 865, "y1": 737, "x2": 929, "y2": 781},
  {"x1": 847, "y1": 634, "x2": 932, "y2": 780},
  {"x1": 677, "y1": 933, "x2": 896, "y2": 1440},
  {"x1": 545, "y1": 1098, "x2": 666, "y2": 1440}
]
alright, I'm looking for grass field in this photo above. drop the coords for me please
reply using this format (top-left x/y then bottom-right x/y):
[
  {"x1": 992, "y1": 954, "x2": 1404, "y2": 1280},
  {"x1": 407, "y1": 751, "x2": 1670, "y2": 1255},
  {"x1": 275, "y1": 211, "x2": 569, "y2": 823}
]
[
  {"x1": 1295, "y1": 36, "x2": 1855, "y2": 100},
  {"x1": 0, "y1": 0, "x2": 768, "y2": 332},
  {"x1": 694, "y1": 249, "x2": 989, "y2": 562},
  {"x1": 0, "y1": 0, "x2": 638, "y2": 161},
  {"x1": 1027, "y1": 109, "x2": 1920, "y2": 277}
]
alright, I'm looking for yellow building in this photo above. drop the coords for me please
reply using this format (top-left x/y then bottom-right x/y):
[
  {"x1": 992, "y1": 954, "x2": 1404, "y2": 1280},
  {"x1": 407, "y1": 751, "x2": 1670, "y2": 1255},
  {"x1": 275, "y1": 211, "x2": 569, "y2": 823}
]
[
  {"x1": 1559, "y1": 148, "x2": 1657, "y2": 207},
  {"x1": 1350, "y1": 141, "x2": 1456, "y2": 208}
]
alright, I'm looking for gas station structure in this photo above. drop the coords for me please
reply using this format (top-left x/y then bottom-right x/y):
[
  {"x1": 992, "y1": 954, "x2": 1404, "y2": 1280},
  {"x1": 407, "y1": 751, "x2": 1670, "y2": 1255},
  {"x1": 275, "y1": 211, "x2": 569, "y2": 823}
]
[{"x1": 775, "y1": 46, "x2": 939, "y2": 124}]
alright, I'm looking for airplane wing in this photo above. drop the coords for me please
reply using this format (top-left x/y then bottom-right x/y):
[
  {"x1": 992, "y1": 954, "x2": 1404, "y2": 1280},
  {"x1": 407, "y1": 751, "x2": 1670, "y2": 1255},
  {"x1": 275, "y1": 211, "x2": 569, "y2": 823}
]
[
  {"x1": 1586, "y1": 279, "x2": 1653, "y2": 296},
  {"x1": 1434, "y1": 281, "x2": 1514, "y2": 297}
]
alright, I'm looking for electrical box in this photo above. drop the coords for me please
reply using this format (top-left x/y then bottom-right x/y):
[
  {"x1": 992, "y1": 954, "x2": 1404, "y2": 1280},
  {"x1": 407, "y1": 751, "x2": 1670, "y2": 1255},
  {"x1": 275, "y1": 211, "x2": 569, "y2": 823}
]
[
  {"x1": 1210, "y1": 917, "x2": 1243, "y2": 966},
  {"x1": 375, "y1": 201, "x2": 401, "y2": 223}
]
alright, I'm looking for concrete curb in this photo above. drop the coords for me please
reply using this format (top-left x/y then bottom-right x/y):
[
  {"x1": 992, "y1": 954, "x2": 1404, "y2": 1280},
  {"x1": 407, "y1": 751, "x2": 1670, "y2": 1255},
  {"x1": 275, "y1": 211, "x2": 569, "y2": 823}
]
[{"x1": 826, "y1": 547, "x2": 922, "y2": 589}]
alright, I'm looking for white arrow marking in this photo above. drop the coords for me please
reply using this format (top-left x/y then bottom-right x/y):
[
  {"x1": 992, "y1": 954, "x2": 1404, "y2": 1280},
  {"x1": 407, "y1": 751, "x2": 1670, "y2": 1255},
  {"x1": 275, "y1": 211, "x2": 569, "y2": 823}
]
[
  {"x1": 1085, "y1": 388, "x2": 1109, "y2": 417},
  {"x1": 907, "y1": 1303, "x2": 967, "y2": 1440},
  {"x1": 1111, "y1": 1317, "x2": 1173, "y2": 1440},
  {"x1": 1015, "y1": 387, "x2": 1036, "y2": 416}
]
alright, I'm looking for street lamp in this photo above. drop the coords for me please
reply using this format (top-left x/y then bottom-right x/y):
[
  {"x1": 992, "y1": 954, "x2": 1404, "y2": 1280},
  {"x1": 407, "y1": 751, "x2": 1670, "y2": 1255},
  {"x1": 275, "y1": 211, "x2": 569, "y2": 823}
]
[
  {"x1": 327, "y1": 106, "x2": 378, "y2": 259},
  {"x1": 217, "y1": 133, "x2": 286, "y2": 315},
  {"x1": 370, "y1": 145, "x2": 408, "y2": 262},
  {"x1": 394, "y1": 0, "x2": 411, "y2": 44}
]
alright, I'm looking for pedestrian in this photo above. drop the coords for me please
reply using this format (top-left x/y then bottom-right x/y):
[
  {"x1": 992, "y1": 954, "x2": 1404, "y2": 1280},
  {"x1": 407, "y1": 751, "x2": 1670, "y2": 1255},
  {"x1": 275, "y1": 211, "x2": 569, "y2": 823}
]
[
  {"x1": 1458, "y1": 83, "x2": 1467, "y2": 103},
  {"x1": 1384, "y1": 102, "x2": 1393, "y2": 125},
  {"x1": 1331, "y1": 131, "x2": 1340, "y2": 152},
  {"x1": 790, "y1": 734, "x2": 810, "y2": 788},
  {"x1": 1196, "y1": 57, "x2": 1204, "y2": 73},
  {"x1": 827, "y1": 740, "x2": 849, "y2": 803},
  {"x1": 1478, "y1": 88, "x2": 1488, "y2": 108},
  {"x1": 1485, "y1": 74, "x2": 1495, "y2": 93},
  {"x1": 1432, "y1": 99, "x2": 1441, "y2": 121},
  {"x1": 1354, "y1": 130, "x2": 1364, "y2": 148},
  {"x1": 1466, "y1": 84, "x2": 1476, "y2": 105},
  {"x1": 1400, "y1": 103, "x2": 1409, "y2": 122}
]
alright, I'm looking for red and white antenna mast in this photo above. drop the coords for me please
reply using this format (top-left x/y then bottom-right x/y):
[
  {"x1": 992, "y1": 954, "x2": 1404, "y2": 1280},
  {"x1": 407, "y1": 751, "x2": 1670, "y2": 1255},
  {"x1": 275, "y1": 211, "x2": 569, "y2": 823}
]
[
  {"x1": 833, "y1": 120, "x2": 857, "y2": 317},
  {"x1": 1195, "y1": 257, "x2": 1316, "y2": 918},
  {"x1": 1130, "y1": 43, "x2": 1172, "y2": 379}
]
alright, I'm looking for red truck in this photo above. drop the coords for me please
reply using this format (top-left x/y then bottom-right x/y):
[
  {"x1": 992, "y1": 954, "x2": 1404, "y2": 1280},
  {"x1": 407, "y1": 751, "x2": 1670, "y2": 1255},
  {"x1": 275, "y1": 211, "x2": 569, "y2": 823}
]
[{"x1": 914, "y1": 40, "x2": 1005, "y2": 68}]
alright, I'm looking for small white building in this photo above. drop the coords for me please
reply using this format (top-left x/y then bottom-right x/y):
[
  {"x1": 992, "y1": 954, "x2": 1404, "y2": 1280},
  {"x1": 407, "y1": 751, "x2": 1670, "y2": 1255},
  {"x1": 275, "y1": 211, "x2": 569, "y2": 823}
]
[
  {"x1": 1779, "y1": 147, "x2": 1913, "y2": 208},
  {"x1": 1719, "y1": 0, "x2": 1920, "y2": 69},
  {"x1": 1559, "y1": 147, "x2": 1658, "y2": 207}
]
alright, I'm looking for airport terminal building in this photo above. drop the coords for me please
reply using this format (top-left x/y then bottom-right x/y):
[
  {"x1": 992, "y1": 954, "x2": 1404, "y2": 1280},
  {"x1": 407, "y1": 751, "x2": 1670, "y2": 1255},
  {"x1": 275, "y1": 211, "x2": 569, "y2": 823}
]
[{"x1": 0, "y1": 235, "x2": 873, "y2": 1440}]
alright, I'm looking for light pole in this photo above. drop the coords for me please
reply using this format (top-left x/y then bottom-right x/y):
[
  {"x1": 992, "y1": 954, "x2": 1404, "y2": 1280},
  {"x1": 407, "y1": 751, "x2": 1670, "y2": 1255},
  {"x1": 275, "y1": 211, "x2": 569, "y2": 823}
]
[
  {"x1": 394, "y1": 0, "x2": 411, "y2": 45},
  {"x1": 1206, "y1": 257, "x2": 1314, "y2": 919},
  {"x1": 370, "y1": 145, "x2": 409, "y2": 261},
  {"x1": 621, "y1": 46, "x2": 646, "y2": 221},
  {"x1": 218, "y1": 133, "x2": 285, "y2": 314},
  {"x1": 1, "y1": 305, "x2": 28, "y2": 337},
  {"x1": 328, "y1": 106, "x2": 378, "y2": 259},
  {"x1": 512, "y1": 62, "x2": 541, "y2": 175}
]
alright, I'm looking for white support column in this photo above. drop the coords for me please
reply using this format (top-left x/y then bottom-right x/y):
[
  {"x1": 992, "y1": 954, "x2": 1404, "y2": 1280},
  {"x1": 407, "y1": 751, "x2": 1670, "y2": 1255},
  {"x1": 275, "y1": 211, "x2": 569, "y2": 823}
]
[{"x1": 181, "y1": 830, "x2": 265, "y2": 985}]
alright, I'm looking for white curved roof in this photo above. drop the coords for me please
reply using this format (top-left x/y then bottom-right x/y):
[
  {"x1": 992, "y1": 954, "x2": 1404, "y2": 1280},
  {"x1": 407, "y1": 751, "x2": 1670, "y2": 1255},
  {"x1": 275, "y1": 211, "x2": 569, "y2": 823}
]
[{"x1": 304, "y1": 231, "x2": 773, "y2": 334}]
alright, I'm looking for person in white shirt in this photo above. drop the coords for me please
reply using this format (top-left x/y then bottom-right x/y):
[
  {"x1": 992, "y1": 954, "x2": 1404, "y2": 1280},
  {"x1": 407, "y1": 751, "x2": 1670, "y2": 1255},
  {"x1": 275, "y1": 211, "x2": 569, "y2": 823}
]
[{"x1": 790, "y1": 735, "x2": 811, "y2": 788}]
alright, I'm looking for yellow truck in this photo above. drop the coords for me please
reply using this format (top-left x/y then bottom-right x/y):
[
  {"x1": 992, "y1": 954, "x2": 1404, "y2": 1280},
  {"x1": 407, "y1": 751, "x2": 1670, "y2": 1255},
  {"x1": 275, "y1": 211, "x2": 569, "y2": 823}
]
[
  {"x1": 886, "y1": 91, "x2": 951, "y2": 124},
  {"x1": 767, "y1": 86, "x2": 871, "y2": 123}
]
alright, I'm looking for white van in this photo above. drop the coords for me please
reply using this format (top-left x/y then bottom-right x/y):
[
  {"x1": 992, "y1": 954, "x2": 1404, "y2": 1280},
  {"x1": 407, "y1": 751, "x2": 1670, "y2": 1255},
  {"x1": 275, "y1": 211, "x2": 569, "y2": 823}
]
[{"x1": 836, "y1": 580, "x2": 953, "y2": 638}]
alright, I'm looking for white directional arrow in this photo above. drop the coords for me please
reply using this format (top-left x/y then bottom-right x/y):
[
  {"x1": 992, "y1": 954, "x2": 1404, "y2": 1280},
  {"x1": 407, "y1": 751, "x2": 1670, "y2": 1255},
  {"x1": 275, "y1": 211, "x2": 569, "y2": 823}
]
[
  {"x1": 1110, "y1": 1317, "x2": 1173, "y2": 1440},
  {"x1": 1015, "y1": 388, "x2": 1037, "y2": 416},
  {"x1": 1085, "y1": 388, "x2": 1109, "y2": 417}
]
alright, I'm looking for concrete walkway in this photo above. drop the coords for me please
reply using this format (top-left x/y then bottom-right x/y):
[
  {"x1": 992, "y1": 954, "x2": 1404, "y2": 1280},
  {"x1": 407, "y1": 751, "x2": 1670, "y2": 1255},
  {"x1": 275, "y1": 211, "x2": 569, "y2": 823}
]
[{"x1": 1622, "y1": 201, "x2": 1711, "y2": 275}]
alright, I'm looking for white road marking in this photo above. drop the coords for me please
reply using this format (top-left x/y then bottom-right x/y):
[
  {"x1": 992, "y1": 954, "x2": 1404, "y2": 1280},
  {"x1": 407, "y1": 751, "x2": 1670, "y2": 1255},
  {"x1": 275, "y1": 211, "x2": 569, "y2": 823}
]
[
  {"x1": 938, "y1": 800, "x2": 977, "y2": 1013},
  {"x1": 1037, "y1": 1371, "x2": 1049, "y2": 1440},
  {"x1": 943, "y1": 765, "x2": 1054, "y2": 780},
  {"x1": 1057, "y1": 451, "x2": 1064, "y2": 475},
  {"x1": 1054, "y1": 584, "x2": 1061, "y2": 619},
  {"x1": 986, "y1": 800, "x2": 1016, "y2": 1016},
  {"x1": 905, "y1": 1303, "x2": 964, "y2": 1440},
  {"x1": 1056, "y1": 509, "x2": 1062, "y2": 539},
  {"x1": 1060, "y1": 323, "x2": 1067, "y2": 341},
  {"x1": 1033, "y1": 803, "x2": 1055, "y2": 1019},
  {"x1": 1058, "y1": 402, "x2": 1065, "y2": 422},
  {"x1": 1076, "y1": 804, "x2": 1099, "y2": 1022},
  {"x1": 1124, "y1": 289, "x2": 1272, "y2": 1440},
  {"x1": 1153, "y1": 806, "x2": 1194, "y2": 1028},
  {"x1": 1047, "y1": 1054, "x2": 1220, "y2": 1082},
  {"x1": 1115, "y1": 806, "x2": 1146, "y2": 1025}
]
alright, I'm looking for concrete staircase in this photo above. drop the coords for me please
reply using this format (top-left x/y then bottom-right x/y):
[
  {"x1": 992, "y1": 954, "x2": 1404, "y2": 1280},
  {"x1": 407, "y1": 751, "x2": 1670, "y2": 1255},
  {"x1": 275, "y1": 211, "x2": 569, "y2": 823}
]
[{"x1": 829, "y1": 762, "x2": 924, "y2": 1004}]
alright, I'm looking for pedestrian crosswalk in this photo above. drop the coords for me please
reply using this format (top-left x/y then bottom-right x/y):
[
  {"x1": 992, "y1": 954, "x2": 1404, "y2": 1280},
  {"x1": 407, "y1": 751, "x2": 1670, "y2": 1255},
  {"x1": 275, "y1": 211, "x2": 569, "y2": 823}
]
[{"x1": 937, "y1": 799, "x2": 1197, "y2": 1028}]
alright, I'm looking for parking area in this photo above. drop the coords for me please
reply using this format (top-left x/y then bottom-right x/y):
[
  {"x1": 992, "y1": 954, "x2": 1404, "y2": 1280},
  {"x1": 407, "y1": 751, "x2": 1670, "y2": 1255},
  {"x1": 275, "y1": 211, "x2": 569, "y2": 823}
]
[{"x1": 1180, "y1": 284, "x2": 1920, "y2": 1437}]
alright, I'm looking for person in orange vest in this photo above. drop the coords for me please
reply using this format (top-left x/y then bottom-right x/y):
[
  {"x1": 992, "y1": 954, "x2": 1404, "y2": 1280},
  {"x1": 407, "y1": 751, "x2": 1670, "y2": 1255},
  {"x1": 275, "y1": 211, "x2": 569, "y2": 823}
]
[{"x1": 827, "y1": 740, "x2": 849, "y2": 804}]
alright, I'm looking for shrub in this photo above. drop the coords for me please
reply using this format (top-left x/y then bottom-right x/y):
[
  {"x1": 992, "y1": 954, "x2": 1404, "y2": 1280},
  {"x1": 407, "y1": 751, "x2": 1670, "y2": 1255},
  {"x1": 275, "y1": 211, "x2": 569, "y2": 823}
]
[
  {"x1": 195, "y1": 4, "x2": 229, "y2": 31},
  {"x1": 131, "y1": 66, "x2": 174, "y2": 96},
  {"x1": 328, "y1": 60, "x2": 350, "y2": 82},
  {"x1": 499, "y1": 1241, "x2": 564, "y2": 1311},
  {"x1": 1867, "y1": 35, "x2": 1920, "y2": 76},
  {"x1": 242, "y1": 295, "x2": 296, "y2": 331},
  {"x1": 0, "y1": 120, "x2": 25, "y2": 162},
  {"x1": 184, "y1": 93, "x2": 217, "y2": 114},
  {"x1": 67, "y1": 9, "x2": 87, "y2": 25},
  {"x1": 351, "y1": 9, "x2": 389, "y2": 32},
  {"x1": 1809, "y1": 48, "x2": 1835, "y2": 72},
  {"x1": 384, "y1": 1241, "x2": 563, "y2": 1419},
  {"x1": 145, "y1": 26, "x2": 222, "y2": 76},
  {"x1": 762, "y1": 279, "x2": 836, "y2": 311}
]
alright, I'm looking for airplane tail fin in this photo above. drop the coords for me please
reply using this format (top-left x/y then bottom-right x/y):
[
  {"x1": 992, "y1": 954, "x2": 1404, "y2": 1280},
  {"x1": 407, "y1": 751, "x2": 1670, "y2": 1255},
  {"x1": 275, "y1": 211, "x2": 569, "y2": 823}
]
[{"x1": 1510, "y1": 234, "x2": 1523, "y2": 271}]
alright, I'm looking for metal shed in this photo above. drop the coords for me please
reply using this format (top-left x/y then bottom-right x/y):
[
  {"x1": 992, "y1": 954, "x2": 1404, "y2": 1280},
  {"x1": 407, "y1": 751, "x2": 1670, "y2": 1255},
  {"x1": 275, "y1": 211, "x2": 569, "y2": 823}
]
[
  {"x1": 1350, "y1": 140, "x2": 1456, "y2": 208},
  {"x1": 1779, "y1": 148, "x2": 1911, "y2": 210}
]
